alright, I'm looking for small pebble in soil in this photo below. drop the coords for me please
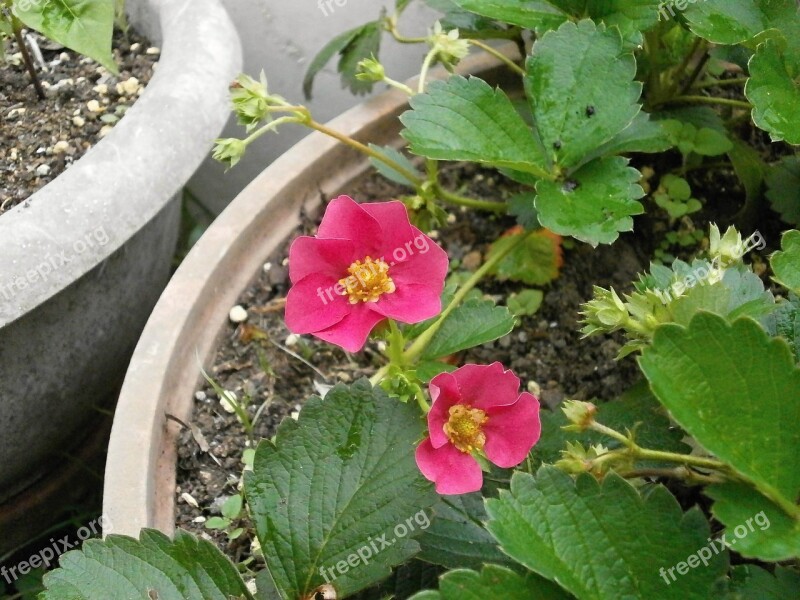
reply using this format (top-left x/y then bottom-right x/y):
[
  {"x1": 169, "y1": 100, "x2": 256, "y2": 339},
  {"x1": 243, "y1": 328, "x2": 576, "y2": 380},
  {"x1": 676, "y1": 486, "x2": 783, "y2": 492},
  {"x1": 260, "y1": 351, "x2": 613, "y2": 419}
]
[
  {"x1": 195, "y1": 391, "x2": 207, "y2": 402},
  {"x1": 219, "y1": 391, "x2": 238, "y2": 414},
  {"x1": 228, "y1": 305, "x2": 249, "y2": 323},
  {"x1": 285, "y1": 333, "x2": 300, "y2": 346}
]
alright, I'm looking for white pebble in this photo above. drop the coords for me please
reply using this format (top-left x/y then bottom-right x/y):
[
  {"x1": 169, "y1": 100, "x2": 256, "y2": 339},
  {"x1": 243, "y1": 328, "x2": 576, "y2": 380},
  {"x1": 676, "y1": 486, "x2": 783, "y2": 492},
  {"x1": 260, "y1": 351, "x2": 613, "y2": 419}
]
[
  {"x1": 527, "y1": 381, "x2": 542, "y2": 397},
  {"x1": 93, "y1": 83, "x2": 108, "y2": 95},
  {"x1": 194, "y1": 391, "x2": 207, "y2": 402},
  {"x1": 262, "y1": 261, "x2": 272, "y2": 273},
  {"x1": 59, "y1": 52, "x2": 70, "y2": 62},
  {"x1": 290, "y1": 411, "x2": 300, "y2": 420},
  {"x1": 285, "y1": 333, "x2": 300, "y2": 347},
  {"x1": 116, "y1": 77, "x2": 140, "y2": 96},
  {"x1": 192, "y1": 516, "x2": 207, "y2": 524},
  {"x1": 220, "y1": 390, "x2": 238, "y2": 414},
  {"x1": 146, "y1": 46, "x2": 161, "y2": 55},
  {"x1": 130, "y1": 42, "x2": 141, "y2": 53},
  {"x1": 180, "y1": 492, "x2": 199, "y2": 508},
  {"x1": 86, "y1": 99, "x2": 102, "y2": 113},
  {"x1": 72, "y1": 116, "x2": 86, "y2": 127},
  {"x1": 53, "y1": 141, "x2": 70, "y2": 154},
  {"x1": 35, "y1": 164, "x2": 51, "y2": 177},
  {"x1": 98, "y1": 125, "x2": 114, "y2": 138},
  {"x1": 229, "y1": 305, "x2": 248, "y2": 323}
]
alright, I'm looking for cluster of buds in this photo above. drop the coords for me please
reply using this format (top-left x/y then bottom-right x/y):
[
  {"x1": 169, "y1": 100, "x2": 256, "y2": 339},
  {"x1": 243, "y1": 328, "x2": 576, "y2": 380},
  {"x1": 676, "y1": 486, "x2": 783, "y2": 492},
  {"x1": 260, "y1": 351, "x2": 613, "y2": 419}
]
[
  {"x1": 555, "y1": 442, "x2": 615, "y2": 478},
  {"x1": 230, "y1": 72, "x2": 280, "y2": 131}
]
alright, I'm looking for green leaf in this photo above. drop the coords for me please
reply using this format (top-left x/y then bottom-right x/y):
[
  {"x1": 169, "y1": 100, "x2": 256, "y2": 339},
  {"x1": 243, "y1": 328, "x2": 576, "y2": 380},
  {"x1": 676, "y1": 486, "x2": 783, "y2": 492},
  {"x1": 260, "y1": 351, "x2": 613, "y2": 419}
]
[
  {"x1": 401, "y1": 76, "x2": 551, "y2": 178},
  {"x1": 771, "y1": 230, "x2": 800, "y2": 294},
  {"x1": 422, "y1": 298, "x2": 515, "y2": 359},
  {"x1": 724, "y1": 565, "x2": 800, "y2": 599},
  {"x1": 707, "y1": 482, "x2": 800, "y2": 561},
  {"x1": 766, "y1": 156, "x2": 800, "y2": 225},
  {"x1": 684, "y1": 0, "x2": 798, "y2": 45},
  {"x1": 205, "y1": 516, "x2": 230, "y2": 530},
  {"x1": 486, "y1": 467, "x2": 727, "y2": 600},
  {"x1": 639, "y1": 313, "x2": 800, "y2": 520},
  {"x1": 530, "y1": 380, "x2": 690, "y2": 467},
  {"x1": 415, "y1": 361, "x2": 458, "y2": 383},
  {"x1": 15, "y1": 0, "x2": 116, "y2": 72},
  {"x1": 40, "y1": 529, "x2": 253, "y2": 599},
  {"x1": 303, "y1": 21, "x2": 381, "y2": 99},
  {"x1": 661, "y1": 120, "x2": 733, "y2": 156},
  {"x1": 535, "y1": 156, "x2": 645, "y2": 246},
  {"x1": 221, "y1": 494, "x2": 243, "y2": 520},
  {"x1": 451, "y1": 0, "x2": 569, "y2": 32},
  {"x1": 764, "y1": 296, "x2": 800, "y2": 362},
  {"x1": 525, "y1": 19, "x2": 642, "y2": 167},
  {"x1": 508, "y1": 191, "x2": 540, "y2": 230},
  {"x1": 746, "y1": 39, "x2": 800, "y2": 145},
  {"x1": 417, "y1": 494, "x2": 512, "y2": 570},
  {"x1": 590, "y1": 111, "x2": 673, "y2": 158},
  {"x1": 368, "y1": 144, "x2": 423, "y2": 187},
  {"x1": 357, "y1": 560, "x2": 442, "y2": 600},
  {"x1": 409, "y1": 564, "x2": 571, "y2": 600},
  {"x1": 244, "y1": 380, "x2": 438, "y2": 599},
  {"x1": 488, "y1": 230, "x2": 562, "y2": 286},
  {"x1": 728, "y1": 139, "x2": 766, "y2": 205},
  {"x1": 508, "y1": 289, "x2": 545, "y2": 317}
]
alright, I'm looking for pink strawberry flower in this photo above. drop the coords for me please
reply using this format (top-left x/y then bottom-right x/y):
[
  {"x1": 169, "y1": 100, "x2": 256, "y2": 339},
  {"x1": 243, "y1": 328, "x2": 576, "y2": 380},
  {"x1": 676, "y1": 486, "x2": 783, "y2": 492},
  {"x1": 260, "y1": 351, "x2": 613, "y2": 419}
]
[
  {"x1": 285, "y1": 195, "x2": 448, "y2": 352},
  {"x1": 416, "y1": 363, "x2": 541, "y2": 494}
]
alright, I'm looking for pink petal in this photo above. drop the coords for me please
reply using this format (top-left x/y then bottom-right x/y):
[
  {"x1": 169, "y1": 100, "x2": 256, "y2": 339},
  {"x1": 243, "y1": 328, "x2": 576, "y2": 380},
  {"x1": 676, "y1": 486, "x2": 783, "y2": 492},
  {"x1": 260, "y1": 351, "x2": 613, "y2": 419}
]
[
  {"x1": 483, "y1": 393, "x2": 542, "y2": 468},
  {"x1": 452, "y1": 363, "x2": 521, "y2": 411},
  {"x1": 317, "y1": 196, "x2": 381, "y2": 254},
  {"x1": 370, "y1": 283, "x2": 442, "y2": 324},
  {"x1": 360, "y1": 201, "x2": 417, "y2": 255},
  {"x1": 428, "y1": 372, "x2": 463, "y2": 449},
  {"x1": 389, "y1": 229, "x2": 449, "y2": 286},
  {"x1": 312, "y1": 305, "x2": 386, "y2": 352},
  {"x1": 288, "y1": 237, "x2": 355, "y2": 283},
  {"x1": 285, "y1": 273, "x2": 349, "y2": 334},
  {"x1": 415, "y1": 438, "x2": 484, "y2": 495}
]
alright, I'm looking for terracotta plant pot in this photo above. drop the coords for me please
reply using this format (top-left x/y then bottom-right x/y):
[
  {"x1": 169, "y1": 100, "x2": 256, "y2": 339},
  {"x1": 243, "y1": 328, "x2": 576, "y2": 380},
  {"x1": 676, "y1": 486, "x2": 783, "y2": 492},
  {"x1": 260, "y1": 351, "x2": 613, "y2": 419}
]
[
  {"x1": 0, "y1": 0, "x2": 241, "y2": 553},
  {"x1": 103, "y1": 50, "x2": 521, "y2": 537}
]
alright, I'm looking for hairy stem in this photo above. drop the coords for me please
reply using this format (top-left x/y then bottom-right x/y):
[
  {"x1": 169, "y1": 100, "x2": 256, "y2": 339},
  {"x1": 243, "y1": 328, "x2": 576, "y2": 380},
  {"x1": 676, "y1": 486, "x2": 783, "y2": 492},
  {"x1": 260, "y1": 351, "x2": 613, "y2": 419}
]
[
  {"x1": 468, "y1": 39, "x2": 525, "y2": 76},
  {"x1": 11, "y1": 16, "x2": 44, "y2": 100}
]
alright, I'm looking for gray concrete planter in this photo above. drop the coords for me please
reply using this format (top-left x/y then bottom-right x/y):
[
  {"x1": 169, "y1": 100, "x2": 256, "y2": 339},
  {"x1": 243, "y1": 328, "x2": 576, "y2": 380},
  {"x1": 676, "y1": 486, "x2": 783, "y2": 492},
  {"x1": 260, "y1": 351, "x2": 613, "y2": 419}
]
[
  {"x1": 0, "y1": 0, "x2": 241, "y2": 536},
  {"x1": 102, "y1": 50, "x2": 519, "y2": 537}
]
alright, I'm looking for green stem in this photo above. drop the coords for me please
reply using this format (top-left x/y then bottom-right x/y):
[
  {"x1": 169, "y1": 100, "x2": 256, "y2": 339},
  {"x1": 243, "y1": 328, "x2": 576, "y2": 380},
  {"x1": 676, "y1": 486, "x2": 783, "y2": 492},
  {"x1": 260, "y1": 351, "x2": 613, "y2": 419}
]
[
  {"x1": 434, "y1": 183, "x2": 507, "y2": 212},
  {"x1": 468, "y1": 39, "x2": 525, "y2": 76},
  {"x1": 679, "y1": 42, "x2": 710, "y2": 95},
  {"x1": 11, "y1": 15, "x2": 45, "y2": 100},
  {"x1": 414, "y1": 384, "x2": 431, "y2": 414},
  {"x1": 243, "y1": 115, "x2": 304, "y2": 146},
  {"x1": 669, "y1": 95, "x2": 753, "y2": 110},
  {"x1": 384, "y1": 76, "x2": 415, "y2": 95},
  {"x1": 403, "y1": 229, "x2": 533, "y2": 363},
  {"x1": 385, "y1": 16, "x2": 427, "y2": 44},
  {"x1": 692, "y1": 77, "x2": 749, "y2": 90},
  {"x1": 418, "y1": 46, "x2": 438, "y2": 94}
]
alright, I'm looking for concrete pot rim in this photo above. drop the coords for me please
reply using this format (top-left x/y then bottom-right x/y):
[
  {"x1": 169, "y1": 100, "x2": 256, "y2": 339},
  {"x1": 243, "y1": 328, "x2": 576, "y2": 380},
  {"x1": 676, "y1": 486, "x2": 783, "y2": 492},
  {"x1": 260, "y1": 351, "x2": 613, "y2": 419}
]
[
  {"x1": 103, "y1": 49, "x2": 520, "y2": 537},
  {"x1": 0, "y1": 0, "x2": 242, "y2": 328}
]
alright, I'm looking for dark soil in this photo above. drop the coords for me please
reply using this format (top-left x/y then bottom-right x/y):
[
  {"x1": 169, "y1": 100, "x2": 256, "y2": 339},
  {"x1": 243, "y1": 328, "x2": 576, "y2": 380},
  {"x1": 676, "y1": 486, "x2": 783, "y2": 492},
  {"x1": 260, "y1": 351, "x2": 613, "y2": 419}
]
[
  {"x1": 173, "y1": 162, "x2": 654, "y2": 567},
  {"x1": 0, "y1": 29, "x2": 158, "y2": 214}
]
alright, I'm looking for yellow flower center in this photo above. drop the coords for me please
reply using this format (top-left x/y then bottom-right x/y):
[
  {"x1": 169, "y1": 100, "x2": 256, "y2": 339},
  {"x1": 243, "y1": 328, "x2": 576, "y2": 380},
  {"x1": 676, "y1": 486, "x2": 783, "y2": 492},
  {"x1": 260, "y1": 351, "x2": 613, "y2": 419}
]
[
  {"x1": 443, "y1": 405, "x2": 489, "y2": 454},
  {"x1": 338, "y1": 256, "x2": 396, "y2": 304}
]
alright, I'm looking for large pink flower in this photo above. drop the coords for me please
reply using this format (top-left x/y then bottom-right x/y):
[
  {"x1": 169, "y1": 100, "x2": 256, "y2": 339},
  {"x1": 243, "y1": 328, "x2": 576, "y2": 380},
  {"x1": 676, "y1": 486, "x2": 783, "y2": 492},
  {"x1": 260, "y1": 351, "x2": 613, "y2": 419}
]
[
  {"x1": 416, "y1": 363, "x2": 541, "y2": 495},
  {"x1": 285, "y1": 195, "x2": 449, "y2": 352}
]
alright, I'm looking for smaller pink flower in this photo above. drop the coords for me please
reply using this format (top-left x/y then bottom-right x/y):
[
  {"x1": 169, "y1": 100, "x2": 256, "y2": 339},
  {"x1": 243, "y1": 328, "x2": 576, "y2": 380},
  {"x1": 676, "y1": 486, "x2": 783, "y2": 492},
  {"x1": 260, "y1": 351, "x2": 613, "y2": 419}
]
[{"x1": 415, "y1": 362, "x2": 541, "y2": 495}]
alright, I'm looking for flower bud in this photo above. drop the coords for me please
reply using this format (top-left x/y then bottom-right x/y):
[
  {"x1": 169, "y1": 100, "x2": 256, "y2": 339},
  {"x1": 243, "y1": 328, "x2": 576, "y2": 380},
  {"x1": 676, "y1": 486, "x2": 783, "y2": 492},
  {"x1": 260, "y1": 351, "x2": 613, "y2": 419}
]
[
  {"x1": 709, "y1": 224, "x2": 745, "y2": 268},
  {"x1": 231, "y1": 72, "x2": 273, "y2": 130},
  {"x1": 213, "y1": 138, "x2": 247, "y2": 169},
  {"x1": 356, "y1": 56, "x2": 386, "y2": 82},
  {"x1": 429, "y1": 22, "x2": 470, "y2": 69},
  {"x1": 561, "y1": 400, "x2": 598, "y2": 432}
]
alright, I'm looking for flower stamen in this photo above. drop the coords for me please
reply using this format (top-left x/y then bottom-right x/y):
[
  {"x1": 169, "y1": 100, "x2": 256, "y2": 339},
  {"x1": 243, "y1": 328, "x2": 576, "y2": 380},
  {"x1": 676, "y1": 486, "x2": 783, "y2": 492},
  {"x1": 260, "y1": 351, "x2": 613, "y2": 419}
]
[
  {"x1": 338, "y1": 256, "x2": 396, "y2": 304},
  {"x1": 443, "y1": 405, "x2": 488, "y2": 454}
]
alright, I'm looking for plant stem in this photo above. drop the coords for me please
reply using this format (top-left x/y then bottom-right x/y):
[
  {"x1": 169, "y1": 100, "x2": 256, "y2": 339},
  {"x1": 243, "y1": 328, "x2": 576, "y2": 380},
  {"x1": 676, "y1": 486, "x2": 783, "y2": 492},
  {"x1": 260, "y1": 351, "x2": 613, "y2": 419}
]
[
  {"x1": 243, "y1": 115, "x2": 304, "y2": 146},
  {"x1": 384, "y1": 76, "x2": 415, "y2": 95},
  {"x1": 679, "y1": 43, "x2": 710, "y2": 95},
  {"x1": 621, "y1": 467, "x2": 725, "y2": 485},
  {"x1": 403, "y1": 229, "x2": 533, "y2": 363},
  {"x1": 306, "y1": 117, "x2": 507, "y2": 212},
  {"x1": 468, "y1": 39, "x2": 525, "y2": 76},
  {"x1": 669, "y1": 95, "x2": 753, "y2": 110},
  {"x1": 11, "y1": 16, "x2": 44, "y2": 100},
  {"x1": 692, "y1": 77, "x2": 749, "y2": 90},
  {"x1": 385, "y1": 16, "x2": 427, "y2": 44},
  {"x1": 418, "y1": 46, "x2": 438, "y2": 94}
]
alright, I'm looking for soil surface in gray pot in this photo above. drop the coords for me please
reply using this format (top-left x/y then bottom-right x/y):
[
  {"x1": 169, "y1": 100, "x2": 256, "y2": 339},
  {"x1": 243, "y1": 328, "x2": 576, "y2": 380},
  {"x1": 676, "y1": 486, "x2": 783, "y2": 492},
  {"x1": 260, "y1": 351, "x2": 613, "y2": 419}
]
[{"x1": 1, "y1": 29, "x2": 158, "y2": 214}]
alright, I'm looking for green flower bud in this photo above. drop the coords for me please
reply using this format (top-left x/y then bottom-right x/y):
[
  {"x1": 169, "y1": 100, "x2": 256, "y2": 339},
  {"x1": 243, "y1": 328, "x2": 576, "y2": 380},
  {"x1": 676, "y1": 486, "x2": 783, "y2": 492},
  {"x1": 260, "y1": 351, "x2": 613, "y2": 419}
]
[
  {"x1": 231, "y1": 72, "x2": 273, "y2": 131},
  {"x1": 709, "y1": 223, "x2": 745, "y2": 268},
  {"x1": 430, "y1": 21, "x2": 470, "y2": 69},
  {"x1": 213, "y1": 138, "x2": 247, "y2": 169},
  {"x1": 356, "y1": 56, "x2": 386, "y2": 82},
  {"x1": 562, "y1": 400, "x2": 598, "y2": 432}
]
